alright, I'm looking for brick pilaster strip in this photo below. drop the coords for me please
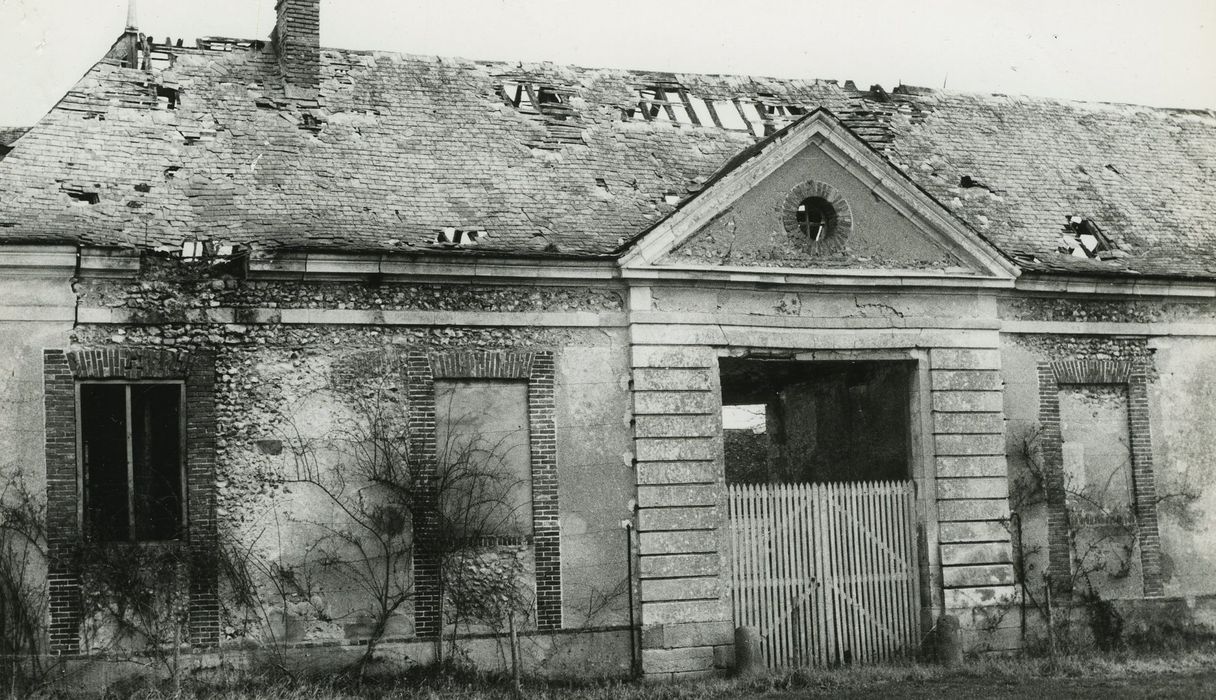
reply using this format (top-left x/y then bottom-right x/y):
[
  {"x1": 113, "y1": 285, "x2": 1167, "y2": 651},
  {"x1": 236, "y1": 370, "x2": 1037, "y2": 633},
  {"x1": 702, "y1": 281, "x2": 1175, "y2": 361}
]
[
  {"x1": 185, "y1": 350, "x2": 221, "y2": 647},
  {"x1": 405, "y1": 350, "x2": 441, "y2": 637},
  {"x1": 1036, "y1": 362, "x2": 1072, "y2": 591},
  {"x1": 43, "y1": 350, "x2": 82, "y2": 654},
  {"x1": 1127, "y1": 372, "x2": 1164, "y2": 597},
  {"x1": 528, "y1": 351, "x2": 562, "y2": 630}
]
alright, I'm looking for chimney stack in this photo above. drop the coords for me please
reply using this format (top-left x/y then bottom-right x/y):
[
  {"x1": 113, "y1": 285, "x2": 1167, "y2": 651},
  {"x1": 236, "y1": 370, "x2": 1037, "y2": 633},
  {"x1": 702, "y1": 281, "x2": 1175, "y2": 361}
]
[{"x1": 272, "y1": 0, "x2": 321, "y2": 94}]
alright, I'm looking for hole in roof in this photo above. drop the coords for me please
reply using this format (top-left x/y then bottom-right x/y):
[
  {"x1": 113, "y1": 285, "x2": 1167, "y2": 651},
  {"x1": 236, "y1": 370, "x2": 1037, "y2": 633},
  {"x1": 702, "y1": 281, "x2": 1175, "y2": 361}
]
[
  {"x1": 795, "y1": 197, "x2": 836, "y2": 242},
  {"x1": 66, "y1": 190, "x2": 100, "y2": 205},
  {"x1": 959, "y1": 175, "x2": 995, "y2": 192},
  {"x1": 1059, "y1": 217, "x2": 1119, "y2": 259},
  {"x1": 499, "y1": 81, "x2": 574, "y2": 121},
  {"x1": 435, "y1": 228, "x2": 487, "y2": 246},
  {"x1": 156, "y1": 86, "x2": 180, "y2": 110},
  {"x1": 595, "y1": 178, "x2": 609, "y2": 191},
  {"x1": 636, "y1": 87, "x2": 695, "y2": 126}
]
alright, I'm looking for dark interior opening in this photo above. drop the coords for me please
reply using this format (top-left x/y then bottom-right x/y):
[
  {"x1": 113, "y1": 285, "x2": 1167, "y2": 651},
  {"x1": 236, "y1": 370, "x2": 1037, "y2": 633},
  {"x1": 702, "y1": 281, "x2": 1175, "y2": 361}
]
[
  {"x1": 720, "y1": 359, "x2": 913, "y2": 484},
  {"x1": 795, "y1": 196, "x2": 835, "y2": 241},
  {"x1": 81, "y1": 383, "x2": 183, "y2": 542}
]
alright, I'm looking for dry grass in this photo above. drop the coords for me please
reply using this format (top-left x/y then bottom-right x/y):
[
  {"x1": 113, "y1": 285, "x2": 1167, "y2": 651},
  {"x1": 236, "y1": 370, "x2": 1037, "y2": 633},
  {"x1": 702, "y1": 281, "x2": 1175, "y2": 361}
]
[{"x1": 42, "y1": 648, "x2": 1216, "y2": 700}]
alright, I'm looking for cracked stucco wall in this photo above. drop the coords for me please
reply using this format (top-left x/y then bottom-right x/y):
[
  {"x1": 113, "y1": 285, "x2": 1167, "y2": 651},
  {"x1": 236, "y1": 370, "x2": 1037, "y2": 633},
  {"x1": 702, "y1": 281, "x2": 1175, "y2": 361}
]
[
  {"x1": 1000, "y1": 297, "x2": 1216, "y2": 606},
  {"x1": 44, "y1": 268, "x2": 633, "y2": 654}
]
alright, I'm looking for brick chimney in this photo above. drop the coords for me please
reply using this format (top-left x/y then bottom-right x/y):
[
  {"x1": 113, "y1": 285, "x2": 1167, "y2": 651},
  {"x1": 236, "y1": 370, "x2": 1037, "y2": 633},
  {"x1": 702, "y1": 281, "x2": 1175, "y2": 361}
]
[{"x1": 271, "y1": 0, "x2": 320, "y2": 93}]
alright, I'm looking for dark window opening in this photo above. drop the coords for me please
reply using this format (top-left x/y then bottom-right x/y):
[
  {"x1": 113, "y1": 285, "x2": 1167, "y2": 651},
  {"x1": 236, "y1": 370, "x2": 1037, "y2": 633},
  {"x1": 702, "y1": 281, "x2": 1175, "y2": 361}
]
[
  {"x1": 720, "y1": 359, "x2": 913, "y2": 485},
  {"x1": 80, "y1": 383, "x2": 184, "y2": 542},
  {"x1": 796, "y1": 196, "x2": 835, "y2": 241}
]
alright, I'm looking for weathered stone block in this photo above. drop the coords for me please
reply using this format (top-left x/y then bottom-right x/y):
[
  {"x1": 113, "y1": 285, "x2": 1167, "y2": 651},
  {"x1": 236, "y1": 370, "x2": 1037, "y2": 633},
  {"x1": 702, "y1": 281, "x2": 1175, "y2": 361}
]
[
  {"x1": 638, "y1": 506, "x2": 718, "y2": 531},
  {"x1": 932, "y1": 390, "x2": 1003, "y2": 412},
  {"x1": 633, "y1": 368, "x2": 715, "y2": 391},
  {"x1": 641, "y1": 577, "x2": 722, "y2": 602},
  {"x1": 639, "y1": 530, "x2": 718, "y2": 556},
  {"x1": 642, "y1": 646, "x2": 716, "y2": 674},
  {"x1": 639, "y1": 553, "x2": 719, "y2": 578},
  {"x1": 930, "y1": 348, "x2": 1001, "y2": 370},
  {"x1": 638, "y1": 484, "x2": 720, "y2": 508},
  {"x1": 939, "y1": 520, "x2": 1010, "y2": 543},
  {"x1": 655, "y1": 620, "x2": 734, "y2": 649},
  {"x1": 936, "y1": 455, "x2": 1007, "y2": 478},
  {"x1": 633, "y1": 391, "x2": 716, "y2": 415},
  {"x1": 931, "y1": 369, "x2": 1002, "y2": 391},
  {"x1": 938, "y1": 499, "x2": 1009, "y2": 521},
  {"x1": 634, "y1": 414, "x2": 719, "y2": 438},
  {"x1": 635, "y1": 437, "x2": 718, "y2": 461},
  {"x1": 933, "y1": 411, "x2": 1005, "y2": 434},
  {"x1": 942, "y1": 563, "x2": 1015, "y2": 588},
  {"x1": 632, "y1": 345, "x2": 715, "y2": 369},
  {"x1": 935, "y1": 433, "x2": 1005, "y2": 456},
  {"x1": 642, "y1": 600, "x2": 728, "y2": 625},
  {"x1": 636, "y1": 461, "x2": 718, "y2": 486},
  {"x1": 943, "y1": 585, "x2": 1018, "y2": 610},
  {"x1": 937, "y1": 477, "x2": 1009, "y2": 500},
  {"x1": 940, "y1": 541, "x2": 1013, "y2": 566}
]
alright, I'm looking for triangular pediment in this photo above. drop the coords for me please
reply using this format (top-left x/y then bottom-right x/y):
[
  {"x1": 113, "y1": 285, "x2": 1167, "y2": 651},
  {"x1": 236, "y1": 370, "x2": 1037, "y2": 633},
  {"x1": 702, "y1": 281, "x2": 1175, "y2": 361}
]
[{"x1": 621, "y1": 110, "x2": 1016, "y2": 281}]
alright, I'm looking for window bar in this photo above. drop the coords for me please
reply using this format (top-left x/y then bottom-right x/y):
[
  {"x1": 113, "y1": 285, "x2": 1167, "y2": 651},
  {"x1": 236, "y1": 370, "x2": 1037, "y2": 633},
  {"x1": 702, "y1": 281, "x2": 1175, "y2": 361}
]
[{"x1": 125, "y1": 385, "x2": 135, "y2": 540}]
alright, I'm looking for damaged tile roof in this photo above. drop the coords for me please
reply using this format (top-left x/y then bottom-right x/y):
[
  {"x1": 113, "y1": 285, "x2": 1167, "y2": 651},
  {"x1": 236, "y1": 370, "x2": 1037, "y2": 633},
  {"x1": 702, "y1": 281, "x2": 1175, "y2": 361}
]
[
  {"x1": 0, "y1": 34, "x2": 1214, "y2": 278},
  {"x1": 0, "y1": 128, "x2": 30, "y2": 160}
]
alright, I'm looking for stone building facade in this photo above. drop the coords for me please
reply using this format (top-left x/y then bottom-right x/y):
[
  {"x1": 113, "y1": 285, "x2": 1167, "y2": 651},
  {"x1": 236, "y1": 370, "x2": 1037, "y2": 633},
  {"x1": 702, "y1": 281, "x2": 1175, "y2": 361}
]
[{"x1": 1, "y1": 0, "x2": 1215, "y2": 680}]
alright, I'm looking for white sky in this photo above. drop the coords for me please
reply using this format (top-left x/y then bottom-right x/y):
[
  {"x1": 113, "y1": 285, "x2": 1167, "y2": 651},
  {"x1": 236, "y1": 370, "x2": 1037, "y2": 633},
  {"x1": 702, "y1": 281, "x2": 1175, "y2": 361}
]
[{"x1": 0, "y1": 0, "x2": 1213, "y2": 126}]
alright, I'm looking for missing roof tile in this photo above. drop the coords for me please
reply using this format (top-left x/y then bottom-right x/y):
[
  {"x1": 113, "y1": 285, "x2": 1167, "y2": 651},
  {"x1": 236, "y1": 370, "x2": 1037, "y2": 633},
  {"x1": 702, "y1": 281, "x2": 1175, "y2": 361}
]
[
  {"x1": 1059, "y1": 216, "x2": 1120, "y2": 259},
  {"x1": 63, "y1": 187, "x2": 100, "y2": 204},
  {"x1": 498, "y1": 81, "x2": 575, "y2": 120},
  {"x1": 435, "y1": 228, "x2": 488, "y2": 246},
  {"x1": 959, "y1": 175, "x2": 995, "y2": 192},
  {"x1": 156, "y1": 85, "x2": 180, "y2": 110},
  {"x1": 301, "y1": 113, "x2": 326, "y2": 133}
]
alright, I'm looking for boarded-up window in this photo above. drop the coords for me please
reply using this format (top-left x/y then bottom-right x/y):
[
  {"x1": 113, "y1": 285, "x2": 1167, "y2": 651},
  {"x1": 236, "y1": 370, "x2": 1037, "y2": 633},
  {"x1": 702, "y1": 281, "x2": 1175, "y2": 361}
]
[
  {"x1": 434, "y1": 380, "x2": 532, "y2": 538},
  {"x1": 1060, "y1": 384, "x2": 1142, "y2": 595},
  {"x1": 79, "y1": 383, "x2": 184, "y2": 541}
]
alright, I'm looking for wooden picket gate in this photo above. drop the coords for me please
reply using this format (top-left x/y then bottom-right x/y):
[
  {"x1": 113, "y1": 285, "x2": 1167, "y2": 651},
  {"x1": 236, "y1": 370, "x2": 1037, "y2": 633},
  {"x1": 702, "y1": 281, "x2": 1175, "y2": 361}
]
[{"x1": 728, "y1": 481, "x2": 921, "y2": 668}]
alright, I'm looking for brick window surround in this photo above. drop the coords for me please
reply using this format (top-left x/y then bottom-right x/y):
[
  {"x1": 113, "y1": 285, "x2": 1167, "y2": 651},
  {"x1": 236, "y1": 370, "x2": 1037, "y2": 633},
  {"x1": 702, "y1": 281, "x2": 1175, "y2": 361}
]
[
  {"x1": 406, "y1": 349, "x2": 560, "y2": 636},
  {"x1": 43, "y1": 348, "x2": 219, "y2": 653},
  {"x1": 1036, "y1": 359, "x2": 1163, "y2": 597}
]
